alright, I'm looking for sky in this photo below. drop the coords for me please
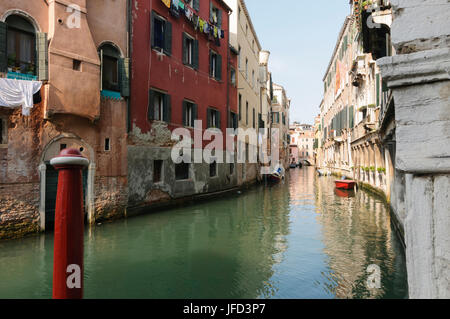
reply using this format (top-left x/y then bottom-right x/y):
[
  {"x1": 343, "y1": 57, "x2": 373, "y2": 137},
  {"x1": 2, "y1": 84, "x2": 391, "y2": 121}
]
[{"x1": 245, "y1": 0, "x2": 351, "y2": 125}]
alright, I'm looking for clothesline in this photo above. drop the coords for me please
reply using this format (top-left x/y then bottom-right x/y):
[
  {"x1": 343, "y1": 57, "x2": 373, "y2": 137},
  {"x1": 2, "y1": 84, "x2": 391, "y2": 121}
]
[{"x1": 162, "y1": 0, "x2": 226, "y2": 41}]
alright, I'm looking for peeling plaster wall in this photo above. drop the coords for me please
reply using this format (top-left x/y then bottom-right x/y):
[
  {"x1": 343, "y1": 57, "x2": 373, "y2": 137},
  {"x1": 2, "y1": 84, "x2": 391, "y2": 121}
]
[{"x1": 127, "y1": 146, "x2": 238, "y2": 212}]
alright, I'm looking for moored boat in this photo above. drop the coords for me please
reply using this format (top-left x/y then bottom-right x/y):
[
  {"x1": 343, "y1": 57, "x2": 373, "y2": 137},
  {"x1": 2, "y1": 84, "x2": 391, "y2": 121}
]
[
  {"x1": 335, "y1": 180, "x2": 356, "y2": 190},
  {"x1": 267, "y1": 164, "x2": 285, "y2": 184}
]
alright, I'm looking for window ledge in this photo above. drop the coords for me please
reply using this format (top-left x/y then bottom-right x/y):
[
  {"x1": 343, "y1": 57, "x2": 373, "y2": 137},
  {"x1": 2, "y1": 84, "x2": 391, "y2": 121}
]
[
  {"x1": 7, "y1": 71, "x2": 38, "y2": 81},
  {"x1": 0, "y1": 144, "x2": 8, "y2": 149},
  {"x1": 101, "y1": 90, "x2": 122, "y2": 101}
]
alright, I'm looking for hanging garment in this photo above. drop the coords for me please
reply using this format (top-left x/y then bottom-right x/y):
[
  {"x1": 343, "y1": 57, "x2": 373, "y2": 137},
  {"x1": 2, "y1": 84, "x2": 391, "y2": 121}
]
[
  {"x1": 0, "y1": 78, "x2": 42, "y2": 116},
  {"x1": 170, "y1": 0, "x2": 180, "y2": 18},
  {"x1": 193, "y1": 14, "x2": 199, "y2": 30},
  {"x1": 204, "y1": 22, "x2": 210, "y2": 34},
  {"x1": 178, "y1": 0, "x2": 185, "y2": 10},
  {"x1": 161, "y1": 0, "x2": 171, "y2": 8},
  {"x1": 214, "y1": 26, "x2": 218, "y2": 38},
  {"x1": 199, "y1": 18, "x2": 205, "y2": 32}
]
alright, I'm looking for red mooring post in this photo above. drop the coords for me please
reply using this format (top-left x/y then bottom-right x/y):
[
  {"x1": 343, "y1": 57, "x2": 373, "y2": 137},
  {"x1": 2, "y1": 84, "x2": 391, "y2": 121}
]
[{"x1": 50, "y1": 148, "x2": 89, "y2": 299}]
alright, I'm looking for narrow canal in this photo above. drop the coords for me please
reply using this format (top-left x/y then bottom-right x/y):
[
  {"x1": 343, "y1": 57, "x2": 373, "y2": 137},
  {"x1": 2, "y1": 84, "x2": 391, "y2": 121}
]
[{"x1": 0, "y1": 167, "x2": 407, "y2": 299}]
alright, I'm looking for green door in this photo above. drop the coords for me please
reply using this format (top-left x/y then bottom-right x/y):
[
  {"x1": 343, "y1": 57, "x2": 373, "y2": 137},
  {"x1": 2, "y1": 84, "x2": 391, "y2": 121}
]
[{"x1": 45, "y1": 165, "x2": 88, "y2": 230}]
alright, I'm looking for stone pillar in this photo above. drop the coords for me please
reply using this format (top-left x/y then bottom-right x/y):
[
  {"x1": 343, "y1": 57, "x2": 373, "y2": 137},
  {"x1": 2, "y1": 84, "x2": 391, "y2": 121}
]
[{"x1": 378, "y1": 0, "x2": 450, "y2": 299}]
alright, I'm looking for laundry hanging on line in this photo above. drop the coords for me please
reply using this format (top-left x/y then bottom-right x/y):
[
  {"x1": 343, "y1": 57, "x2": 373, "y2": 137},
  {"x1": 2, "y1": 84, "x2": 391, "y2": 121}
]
[{"x1": 0, "y1": 78, "x2": 42, "y2": 116}]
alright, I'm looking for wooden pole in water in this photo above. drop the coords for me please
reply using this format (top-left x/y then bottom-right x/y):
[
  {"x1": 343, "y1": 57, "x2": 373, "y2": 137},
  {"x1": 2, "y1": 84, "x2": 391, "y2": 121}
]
[{"x1": 50, "y1": 148, "x2": 89, "y2": 299}]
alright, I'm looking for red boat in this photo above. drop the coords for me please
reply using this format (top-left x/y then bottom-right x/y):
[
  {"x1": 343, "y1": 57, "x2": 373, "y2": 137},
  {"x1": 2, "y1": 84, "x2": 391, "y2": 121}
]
[
  {"x1": 335, "y1": 188, "x2": 355, "y2": 198},
  {"x1": 335, "y1": 180, "x2": 356, "y2": 190}
]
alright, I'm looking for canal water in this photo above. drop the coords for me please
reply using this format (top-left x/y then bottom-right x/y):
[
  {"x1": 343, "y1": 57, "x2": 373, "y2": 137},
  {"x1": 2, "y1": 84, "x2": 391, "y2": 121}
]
[{"x1": 0, "y1": 167, "x2": 408, "y2": 299}]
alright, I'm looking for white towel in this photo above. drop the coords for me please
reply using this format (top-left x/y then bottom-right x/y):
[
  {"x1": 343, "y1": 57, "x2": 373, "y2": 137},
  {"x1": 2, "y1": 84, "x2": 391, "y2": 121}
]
[{"x1": 0, "y1": 78, "x2": 42, "y2": 116}]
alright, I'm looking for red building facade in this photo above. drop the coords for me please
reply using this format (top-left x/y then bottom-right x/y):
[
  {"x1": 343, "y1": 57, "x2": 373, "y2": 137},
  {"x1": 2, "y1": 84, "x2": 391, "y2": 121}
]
[{"x1": 128, "y1": 0, "x2": 238, "y2": 211}]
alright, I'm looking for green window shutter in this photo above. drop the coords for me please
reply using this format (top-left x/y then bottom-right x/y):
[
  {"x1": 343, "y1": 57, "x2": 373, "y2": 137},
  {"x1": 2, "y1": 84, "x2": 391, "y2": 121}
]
[
  {"x1": 192, "y1": 104, "x2": 198, "y2": 125},
  {"x1": 151, "y1": 12, "x2": 155, "y2": 48},
  {"x1": 120, "y1": 57, "x2": 130, "y2": 97},
  {"x1": 182, "y1": 33, "x2": 187, "y2": 64},
  {"x1": 36, "y1": 32, "x2": 48, "y2": 81},
  {"x1": 182, "y1": 101, "x2": 187, "y2": 126},
  {"x1": 163, "y1": 94, "x2": 171, "y2": 123},
  {"x1": 217, "y1": 110, "x2": 221, "y2": 129},
  {"x1": 164, "y1": 21, "x2": 172, "y2": 56},
  {"x1": 0, "y1": 22, "x2": 7, "y2": 73},
  {"x1": 217, "y1": 10, "x2": 222, "y2": 29},
  {"x1": 376, "y1": 73, "x2": 380, "y2": 106},
  {"x1": 350, "y1": 105, "x2": 354, "y2": 128},
  {"x1": 148, "y1": 89, "x2": 155, "y2": 120},
  {"x1": 209, "y1": 50, "x2": 213, "y2": 77},
  {"x1": 210, "y1": 1, "x2": 213, "y2": 22},
  {"x1": 194, "y1": 0, "x2": 200, "y2": 11},
  {"x1": 207, "y1": 108, "x2": 211, "y2": 128},
  {"x1": 193, "y1": 40, "x2": 199, "y2": 70},
  {"x1": 216, "y1": 54, "x2": 222, "y2": 81}
]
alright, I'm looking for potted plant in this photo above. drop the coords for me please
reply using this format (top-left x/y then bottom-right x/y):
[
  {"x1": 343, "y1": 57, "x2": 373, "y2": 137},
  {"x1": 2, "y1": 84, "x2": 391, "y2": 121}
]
[
  {"x1": 369, "y1": 166, "x2": 375, "y2": 172},
  {"x1": 377, "y1": 167, "x2": 386, "y2": 173},
  {"x1": 7, "y1": 53, "x2": 16, "y2": 72}
]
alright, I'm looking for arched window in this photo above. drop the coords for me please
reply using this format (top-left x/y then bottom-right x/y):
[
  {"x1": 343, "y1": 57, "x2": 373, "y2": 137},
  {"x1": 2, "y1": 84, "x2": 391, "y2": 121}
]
[
  {"x1": 99, "y1": 43, "x2": 121, "y2": 92},
  {"x1": 5, "y1": 15, "x2": 36, "y2": 75}
]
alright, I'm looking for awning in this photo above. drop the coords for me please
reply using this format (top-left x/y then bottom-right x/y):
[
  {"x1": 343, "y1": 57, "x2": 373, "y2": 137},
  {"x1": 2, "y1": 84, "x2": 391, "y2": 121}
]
[{"x1": 0, "y1": 78, "x2": 42, "y2": 116}]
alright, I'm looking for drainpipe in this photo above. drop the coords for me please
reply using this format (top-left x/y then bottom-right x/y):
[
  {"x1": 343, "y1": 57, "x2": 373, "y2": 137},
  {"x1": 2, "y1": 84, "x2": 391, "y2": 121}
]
[
  {"x1": 226, "y1": 11, "x2": 231, "y2": 130},
  {"x1": 126, "y1": 0, "x2": 132, "y2": 133}
]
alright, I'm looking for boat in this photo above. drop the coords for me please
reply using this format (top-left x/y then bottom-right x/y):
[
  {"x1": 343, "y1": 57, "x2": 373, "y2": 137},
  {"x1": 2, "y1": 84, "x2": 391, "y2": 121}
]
[
  {"x1": 335, "y1": 180, "x2": 356, "y2": 190},
  {"x1": 289, "y1": 163, "x2": 297, "y2": 169},
  {"x1": 335, "y1": 188, "x2": 356, "y2": 198},
  {"x1": 267, "y1": 164, "x2": 285, "y2": 184},
  {"x1": 317, "y1": 169, "x2": 325, "y2": 176}
]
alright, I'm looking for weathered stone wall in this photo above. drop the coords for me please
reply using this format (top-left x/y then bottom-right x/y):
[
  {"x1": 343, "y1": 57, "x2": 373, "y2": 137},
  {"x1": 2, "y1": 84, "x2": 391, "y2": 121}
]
[
  {"x1": 94, "y1": 176, "x2": 128, "y2": 222},
  {"x1": 127, "y1": 146, "x2": 239, "y2": 212},
  {"x1": 378, "y1": 0, "x2": 450, "y2": 298},
  {"x1": 0, "y1": 183, "x2": 40, "y2": 239}
]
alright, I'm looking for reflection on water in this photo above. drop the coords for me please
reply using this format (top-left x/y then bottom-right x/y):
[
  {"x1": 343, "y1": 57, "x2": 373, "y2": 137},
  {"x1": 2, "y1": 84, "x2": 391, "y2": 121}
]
[{"x1": 0, "y1": 167, "x2": 407, "y2": 299}]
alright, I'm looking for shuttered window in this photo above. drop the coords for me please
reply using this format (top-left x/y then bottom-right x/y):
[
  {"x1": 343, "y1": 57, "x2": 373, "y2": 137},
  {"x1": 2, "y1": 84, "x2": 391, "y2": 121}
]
[
  {"x1": 182, "y1": 33, "x2": 198, "y2": 69},
  {"x1": 209, "y1": 50, "x2": 222, "y2": 81},
  {"x1": 151, "y1": 12, "x2": 172, "y2": 56},
  {"x1": 148, "y1": 89, "x2": 171, "y2": 123},
  {"x1": 207, "y1": 107, "x2": 221, "y2": 129},
  {"x1": 0, "y1": 22, "x2": 7, "y2": 73},
  {"x1": 182, "y1": 101, "x2": 197, "y2": 127}
]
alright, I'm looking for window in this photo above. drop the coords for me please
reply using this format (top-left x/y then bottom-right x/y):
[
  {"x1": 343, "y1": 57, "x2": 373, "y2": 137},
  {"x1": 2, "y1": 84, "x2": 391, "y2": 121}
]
[
  {"x1": 186, "y1": 0, "x2": 200, "y2": 11},
  {"x1": 230, "y1": 112, "x2": 238, "y2": 130},
  {"x1": 209, "y1": 50, "x2": 222, "y2": 80},
  {"x1": 245, "y1": 58, "x2": 248, "y2": 80},
  {"x1": 238, "y1": 94, "x2": 242, "y2": 121},
  {"x1": 73, "y1": 59, "x2": 81, "y2": 71},
  {"x1": 175, "y1": 162, "x2": 190, "y2": 180},
  {"x1": 210, "y1": 3, "x2": 222, "y2": 28},
  {"x1": 272, "y1": 112, "x2": 280, "y2": 124},
  {"x1": 148, "y1": 89, "x2": 171, "y2": 122},
  {"x1": 99, "y1": 43, "x2": 121, "y2": 92},
  {"x1": 252, "y1": 108, "x2": 255, "y2": 128},
  {"x1": 151, "y1": 12, "x2": 172, "y2": 55},
  {"x1": 183, "y1": 101, "x2": 197, "y2": 127},
  {"x1": 210, "y1": 161, "x2": 217, "y2": 177},
  {"x1": 230, "y1": 66, "x2": 236, "y2": 86},
  {"x1": 252, "y1": 70, "x2": 255, "y2": 87},
  {"x1": 4, "y1": 15, "x2": 36, "y2": 75},
  {"x1": 238, "y1": 46, "x2": 241, "y2": 69},
  {"x1": 230, "y1": 163, "x2": 234, "y2": 175},
  {"x1": 207, "y1": 108, "x2": 221, "y2": 128},
  {"x1": 104, "y1": 138, "x2": 110, "y2": 151},
  {"x1": 246, "y1": 102, "x2": 248, "y2": 125},
  {"x1": 182, "y1": 33, "x2": 198, "y2": 69},
  {"x1": 0, "y1": 118, "x2": 6, "y2": 145},
  {"x1": 153, "y1": 160, "x2": 163, "y2": 183},
  {"x1": 60, "y1": 144, "x2": 67, "y2": 151}
]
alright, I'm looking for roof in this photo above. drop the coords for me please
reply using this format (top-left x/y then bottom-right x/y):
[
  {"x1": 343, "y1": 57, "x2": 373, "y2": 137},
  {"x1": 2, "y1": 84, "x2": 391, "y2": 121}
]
[
  {"x1": 237, "y1": 0, "x2": 262, "y2": 51},
  {"x1": 217, "y1": 0, "x2": 233, "y2": 13},
  {"x1": 322, "y1": 16, "x2": 352, "y2": 81}
]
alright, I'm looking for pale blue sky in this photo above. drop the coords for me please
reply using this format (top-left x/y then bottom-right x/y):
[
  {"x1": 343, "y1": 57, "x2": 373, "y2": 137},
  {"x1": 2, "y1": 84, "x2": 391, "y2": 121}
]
[{"x1": 245, "y1": 0, "x2": 351, "y2": 125}]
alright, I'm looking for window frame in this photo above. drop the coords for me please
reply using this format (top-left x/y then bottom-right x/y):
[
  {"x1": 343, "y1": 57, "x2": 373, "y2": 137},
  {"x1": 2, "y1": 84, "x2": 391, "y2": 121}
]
[
  {"x1": 5, "y1": 15, "x2": 36, "y2": 76},
  {"x1": 0, "y1": 117, "x2": 7, "y2": 147},
  {"x1": 207, "y1": 107, "x2": 221, "y2": 129},
  {"x1": 148, "y1": 89, "x2": 171, "y2": 123}
]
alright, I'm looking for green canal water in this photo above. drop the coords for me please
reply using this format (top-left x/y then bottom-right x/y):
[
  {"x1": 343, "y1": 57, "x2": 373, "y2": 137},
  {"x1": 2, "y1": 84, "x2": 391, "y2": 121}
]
[{"x1": 0, "y1": 167, "x2": 408, "y2": 298}]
